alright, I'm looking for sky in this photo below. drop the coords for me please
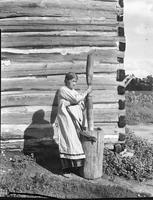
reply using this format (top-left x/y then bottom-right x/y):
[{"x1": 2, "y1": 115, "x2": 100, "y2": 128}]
[{"x1": 124, "y1": 0, "x2": 153, "y2": 78}]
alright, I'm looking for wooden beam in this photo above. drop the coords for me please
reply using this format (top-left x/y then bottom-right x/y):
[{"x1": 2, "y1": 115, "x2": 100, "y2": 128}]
[
  {"x1": 2, "y1": 31, "x2": 118, "y2": 37},
  {"x1": 1, "y1": 135, "x2": 117, "y2": 151},
  {"x1": 1, "y1": 61, "x2": 124, "y2": 78},
  {"x1": 0, "y1": 17, "x2": 118, "y2": 32},
  {"x1": 1, "y1": 105, "x2": 125, "y2": 124},
  {"x1": 0, "y1": 0, "x2": 120, "y2": 19},
  {"x1": 1, "y1": 73, "x2": 121, "y2": 92},
  {"x1": 1, "y1": 48, "x2": 124, "y2": 63},
  {"x1": 1, "y1": 124, "x2": 125, "y2": 140},
  {"x1": 1, "y1": 33, "x2": 118, "y2": 48},
  {"x1": 0, "y1": 0, "x2": 118, "y2": 12},
  {"x1": 1, "y1": 133, "x2": 118, "y2": 151},
  {"x1": 1, "y1": 139, "x2": 121, "y2": 151},
  {"x1": 1, "y1": 90, "x2": 125, "y2": 107},
  {"x1": 1, "y1": 138, "x2": 56, "y2": 151},
  {"x1": 0, "y1": 16, "x2": 117, "y2": 26}
]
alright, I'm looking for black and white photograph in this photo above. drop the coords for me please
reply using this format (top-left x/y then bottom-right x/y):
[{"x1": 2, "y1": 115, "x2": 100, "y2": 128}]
[{"x1": 1, "y1": 0, "x2": 153, "y2": 198}]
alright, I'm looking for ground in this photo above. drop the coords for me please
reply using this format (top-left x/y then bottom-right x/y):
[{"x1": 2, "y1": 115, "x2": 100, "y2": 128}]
[
  {"x1": 0, "y1": 150, "x2": 152, "y2": 198},
  {"x1": 1, "y1": 91, "x2": 153, "y2": 198}
]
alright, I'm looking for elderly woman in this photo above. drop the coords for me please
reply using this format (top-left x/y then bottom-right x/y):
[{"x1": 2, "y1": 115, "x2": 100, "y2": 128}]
[{"x1": 55, "y1": 72, "x2": 92, "y2": 174}]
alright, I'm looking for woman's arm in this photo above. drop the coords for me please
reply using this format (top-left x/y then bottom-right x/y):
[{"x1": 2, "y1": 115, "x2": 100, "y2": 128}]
[
  {"x1": 75, "y1": 85, "x2": 92, "y2": 103},
  {"x1": 59, "y1": 86, "x2": 92, "y2": 105}
]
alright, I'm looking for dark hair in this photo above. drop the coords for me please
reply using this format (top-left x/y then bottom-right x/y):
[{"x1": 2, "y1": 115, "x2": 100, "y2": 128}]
[{"x1": 64, "y1": 72, "x2": 78, "y2": 84}]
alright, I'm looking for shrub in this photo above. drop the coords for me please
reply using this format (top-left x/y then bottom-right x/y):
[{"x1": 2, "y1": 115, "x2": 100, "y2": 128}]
[{"x1": 103, "y1": 128, "x2": 153, "y2": 182}]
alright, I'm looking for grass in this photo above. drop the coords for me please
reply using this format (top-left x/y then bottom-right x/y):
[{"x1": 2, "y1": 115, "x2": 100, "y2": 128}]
[{"x1": 125, "y1": 91, "x2": 153, "y2": 125}]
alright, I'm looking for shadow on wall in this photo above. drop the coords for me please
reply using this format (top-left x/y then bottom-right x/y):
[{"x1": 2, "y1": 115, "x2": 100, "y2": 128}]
[
  {"x1": 50, "y1": 89, "x2": 59, "y2": 124},
  {"x1": 23, "y1": 107, "x2": 62, "y2": 175}
]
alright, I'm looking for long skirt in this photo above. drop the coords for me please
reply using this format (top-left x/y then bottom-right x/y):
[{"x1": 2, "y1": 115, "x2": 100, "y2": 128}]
[{"x1": 54, "y1": 103, "x2": 86, "y2": 170}]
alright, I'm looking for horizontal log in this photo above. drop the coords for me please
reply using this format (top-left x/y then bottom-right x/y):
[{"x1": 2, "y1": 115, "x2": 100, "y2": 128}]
[
  {"x1": 1, "y1": 124, "x2": 52, "y2": 139},
  {"x1": 1, "y1": 90, "x2": 125, "y2": 107},
  {"x1": 1, "y1": 105, "x2": 125, "y2": 124},
  {"x1": 1, "y1": 140, "x2": 119, "y2": 151},
  {"x1": 1, "y1": 73, "x2": 124, "y2": 91},
  {"x1": 0, "y1": 0, "x2": 120, "y2": 19},
  {"x1": 0, "y1": 7, "x2": 116, "y2": 20},
  {"x1": 0, "y1": 16, "x2": 118, "y2": 26},
  {"x1": 94, "y1": 123, "x2": 125, "y2": 135},
  {"x1": 0, "y1": 0, "x2": 118, "y2": 12},
  {"x1": 1, "y1": 61, "x2": 124, "y2": 78},
  {"x1": 0, "y1": 17, "x2": 118, "y2": 32},
  {"x1": 2, "y1": 31, "x2": 118, "y2": 37},
  {"x1": 0, "y1": 25, "x2": 117, "y2": 33},
  {"x1": 1, "y1": 138, "x2": 56, "y2": 151},
  {"x1": 1, "y1": 124, "x2": 125, "y2": 140},
  {"x1": 1, "y1": 48, "x2": 124, "y2": 65},
  {"x1": 1, "y1": 104, "x2": 124, "y2": 113},
  {"x1": 1, "y1": 33, "x2": 118, "y2": 48},
  {"x1": 0, "y1": 135, "x2": 119, "y2": 150}
]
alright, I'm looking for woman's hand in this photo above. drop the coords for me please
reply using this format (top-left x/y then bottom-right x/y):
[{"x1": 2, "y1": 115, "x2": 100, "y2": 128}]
[{"x1": 87, "y1": 85, "x2": 92, "y2": 94}]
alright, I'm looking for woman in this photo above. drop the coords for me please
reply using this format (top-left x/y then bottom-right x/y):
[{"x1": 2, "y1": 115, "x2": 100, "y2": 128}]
[{"x1": 55, "y1": 72, "x2": 92, "y2": 174}]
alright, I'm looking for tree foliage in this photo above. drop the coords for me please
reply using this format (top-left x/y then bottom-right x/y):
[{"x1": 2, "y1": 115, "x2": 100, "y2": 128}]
[{"x1": 126, "y1": 75, "x2": 153, "y2": 91}]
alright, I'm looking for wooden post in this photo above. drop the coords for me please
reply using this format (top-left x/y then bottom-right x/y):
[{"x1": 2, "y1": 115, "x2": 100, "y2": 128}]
[
  {"x1": 81, "y1": 54, "x2": 104, "y2": 179},
  {"x1": 86, "y1": 53, "x2": 94, "y2": 131}
]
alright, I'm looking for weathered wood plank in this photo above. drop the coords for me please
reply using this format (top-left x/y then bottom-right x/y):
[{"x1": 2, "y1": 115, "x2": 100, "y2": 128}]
[
  {"x1": 1, "y1": 124, "x2": 125, "y2": 140},
  {"x1": 0, "y1": 0, "x2": 120, "y2": 19},
  {"x1": 1, "y1": 33, "x2": 117, "y2": 48},
  {"x1": 1, "y1": 106, "x2": 125, "y2": 124},
  {"x1": 0, "y1": 140, "x2": 118, "y2": 151},
  {"x1": 0, "y1": 16, "x2": 117, "y2": 26},
  {"x1": 1, "y1": 73, "x2": 123, "y2": 91},
  {"x1": 94, "y1": 124, "x2": 125, "y2": 135},
  {"x1": 1, "y1": 48, "x2": 124, "y2": 63},
  {"x1": 1, "y1": 90, "x2": 125, "y2": 107},
  {"x1": 1, "y1": 140, "x2": 121, "y2": 151},
  {"x1": 2, "y1": 31, "x2": 118, "y2": 37},
  {"x1": 1, "y1": 61, "x2": 124, "y2": 78},
  {"x1": 0, "y1": 6, "x2": 116, "y2": 20},
  {"x1": 1, "y1": 135, "x2": 122, "y2": 151},
  {"x1": 0, "y1": 137, "x2": 116, "y2": 151},
  {"x1": 0, "y1": 17, "x2": 118, "y2": 33},
  {"x1": 1, "y1": 138, "x2": 55, "y2": 151},
  {"x1": 1, "y1": 133, "x2": 119, "y2": 151},
  {"x1": 0, "y1": 0, "x2": 118, "y2": 12},
  {"x1": 0, "y1": 25, "x2": 117, "y2": 33}
]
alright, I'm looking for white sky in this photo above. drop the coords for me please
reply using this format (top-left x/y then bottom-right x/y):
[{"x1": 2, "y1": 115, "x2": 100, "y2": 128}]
[{"x1": 124, "y1": 0, "x2": 153, "y2": 78}]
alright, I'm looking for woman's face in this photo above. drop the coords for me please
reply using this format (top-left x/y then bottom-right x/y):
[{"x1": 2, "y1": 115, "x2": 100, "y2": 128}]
[{"x1": 66, "y1": 78, "x2": 77, "y2": 89}]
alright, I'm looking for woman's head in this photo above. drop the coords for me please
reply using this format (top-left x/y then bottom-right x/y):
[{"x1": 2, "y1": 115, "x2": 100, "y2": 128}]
[{"x1": 64, "y1": 72, "x2": 78, "y2": 89}]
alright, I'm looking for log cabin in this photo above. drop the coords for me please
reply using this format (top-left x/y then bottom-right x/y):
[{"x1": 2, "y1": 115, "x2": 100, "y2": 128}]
[{"x1": 1, "y1": 0, "x2": 126, "y2": 158}]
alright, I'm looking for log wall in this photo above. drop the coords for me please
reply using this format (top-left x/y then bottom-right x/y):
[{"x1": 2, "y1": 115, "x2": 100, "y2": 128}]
[{"x1": 0, "y1": 0, "x2": 126, "y2": 151}]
